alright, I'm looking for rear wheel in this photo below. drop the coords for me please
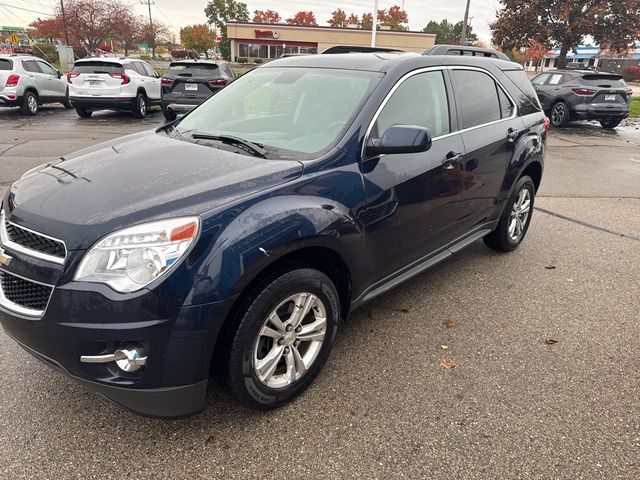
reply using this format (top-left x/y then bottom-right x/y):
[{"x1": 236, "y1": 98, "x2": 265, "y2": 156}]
[
  {"x1": 21, "y1": 91, "x2": 39, "y2": 115},
  {"x1": 224, "y1": 267, "x2": 340, "y2": 410},
  {"x1": 600, "y1": 117, "x2": 622, "y2": 129},
  {"x1": 133, "y1": 93, "x2": 147, "y2": 119},
  {"x1": 484, "y1": 176, "x2": 535, "y2": 252},
  {"x1": 550, "y1": 102, "x2": 569, "y2": 128},
  {"x1": 75, "y1": 107, "x2": 92, "y2": 118}
]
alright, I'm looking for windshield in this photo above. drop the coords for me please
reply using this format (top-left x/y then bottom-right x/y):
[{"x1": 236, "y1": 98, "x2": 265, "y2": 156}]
[{"x1": 175, "y1": 67, "x2": 383, "y2": 160}]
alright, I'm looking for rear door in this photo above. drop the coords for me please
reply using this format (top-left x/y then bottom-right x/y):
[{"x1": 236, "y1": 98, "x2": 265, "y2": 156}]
[
  {"x1": 451, "y1": 68, "x2": 525, "y2": 231},
  {"x1": 533, "y1": 72, "x2": 568, "y2": 110},
  {"x1": 22, "y1": 59, "x2": 49, "y2": 96},
  {"x1": 70, "y1": 61, "x2": 126, "y2": 97},
  {"x1": 35, "y1": 59, "x2": 66, "y2": 100}
]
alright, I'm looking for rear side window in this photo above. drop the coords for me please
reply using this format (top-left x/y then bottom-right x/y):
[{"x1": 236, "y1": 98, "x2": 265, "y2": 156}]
[
  {"x1": 22, "y1": 60, "x2": 41, "y2": 73},
  {"x1": 74, "y1": 61, "x2": 124, "y2": 74},
  {"x1": 374, "y1": 70, "x2": 450, "y2": 138},
  {"x1": 452, "y1": 70, "x2": 501, "y2": 129},
  {"x1": 503, "y1": 70, "x2": 543, "y2": 115},
  {"x1": 497, "y1": 87, "x2": 514, "y2": 118},
  {"x1": 0, "y1": 59, "x2": 12, "y2": 70},
  {"x1": 581, "y1": 75, "x2": 627, "y2": 88},
  {"x1": 167, "y1": 63, "x2": 220, "y2": 77}
]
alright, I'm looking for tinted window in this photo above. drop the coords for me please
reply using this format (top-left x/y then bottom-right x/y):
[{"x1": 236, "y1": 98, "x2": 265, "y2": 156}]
[
  {"x1": 497, "y1": 87, "x2": 514, "y2": 118},
  {"x1": 0, "y1": 59, "x2": 12, "y2": 70},
  {"x1": 130, "y1": 62, "x2": 146, "y2": 75},
  {"x1": 374, "y1": 71, "x2": 450, "y2": 138},
  {"x1": 22, "y1": 60, "x2": 40, "y2": 73},
  {"x1": 532, "y1": 73, "x2": 550, "y2": 85},
  {"x1": 548, "y1": 73, "x2": 566, "y2": 85},
  {"x1": 581, "y1": 75, "x2": 627, "y2": 88},
  {"x1": 74, "y1": 61, "x2": 124, "y2": 74},
  {"x1": 36, "y1": 60, "x2": 57, "y2": 76},
  {"x1": 143, "y1": 63, "x2": 157, "y2": 77},
  {"x1": 167, "y1": 63, "x2": 220, "y2": 77},
  {"x1": 503, "y1": 70, "x2": 543, "y2": 115},
  {"x1": 453, "y1": 70, "x2": 501, "y2": 129}
]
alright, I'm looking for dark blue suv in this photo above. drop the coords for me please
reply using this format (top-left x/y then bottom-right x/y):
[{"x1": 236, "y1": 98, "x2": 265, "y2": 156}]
[{"x1": 0, "y1": 49, "x2": 546, "y2": 417}]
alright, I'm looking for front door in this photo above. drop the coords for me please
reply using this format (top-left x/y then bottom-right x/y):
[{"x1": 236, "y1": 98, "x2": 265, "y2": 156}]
[
  {"x1": 362, "y1": 69, "x2": 466, "y2": 283},
  {"x1": 35, "y1": 60, "x2": 66, "y2": 100}
]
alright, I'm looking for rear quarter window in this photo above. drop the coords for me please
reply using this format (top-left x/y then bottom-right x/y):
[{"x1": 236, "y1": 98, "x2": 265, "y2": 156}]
[
  {"x1": 167, "y1": 63, "x2": 220, "y2": 77},
  {"x1": 0, "y1": 59, "x2": 12, "y2": 70},
  {"x1": 581, "y1": 75, "x2": 627, "y2": 88},
  {"x1": 74, "y1": 61, "x2": 124, "y2": 74},
  {"x1": 503, "y1": 70, "x2": 542, "y2": 115}
]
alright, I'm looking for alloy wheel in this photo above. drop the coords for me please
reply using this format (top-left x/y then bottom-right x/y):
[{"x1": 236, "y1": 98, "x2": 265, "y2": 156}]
[
  {"x1": 551, "y1": 104, "x2": 566, "y2": 126},
  {"x1": 252, "y1": 292, "x2": 327, "y2": 389},
  {"x1": 27, "y1": 95, "x2": 38, "y2": 114},
  {"x1": 509, "y1": 188, "x2": 531, "y2": 242},
  {"x1": 139, "y1": 97, "x2": 146, "y2": 116}
]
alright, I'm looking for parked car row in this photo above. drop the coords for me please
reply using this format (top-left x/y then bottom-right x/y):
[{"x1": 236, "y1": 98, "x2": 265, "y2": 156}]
[{"x1": 0, "y1": 54, "x2": 236, "y2": 119}]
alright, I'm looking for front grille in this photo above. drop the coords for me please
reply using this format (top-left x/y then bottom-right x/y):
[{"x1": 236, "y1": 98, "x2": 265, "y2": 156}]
[
  {"x1": 3, "y1": 217, "x2": 66, "y2": 259},
  {"x1": 0, "y1": 270, "x2": 52, "y2": 312}
]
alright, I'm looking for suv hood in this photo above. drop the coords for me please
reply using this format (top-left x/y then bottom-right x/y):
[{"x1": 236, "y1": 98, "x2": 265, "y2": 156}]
[{"x1": 6, "y1": 130, "x2": 303, "y2": 250}]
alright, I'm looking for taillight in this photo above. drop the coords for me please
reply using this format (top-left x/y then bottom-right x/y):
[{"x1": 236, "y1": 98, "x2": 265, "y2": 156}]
[
  {"x1": 572, "y1": 87, "x2": 596, "y2": 96},
  {"x1": 67, "y1": 71, "x2": 79, "y2": 83},
  {"x1": 626, "y1": 89, "x2": 633, "y2": 101},
  {"x1": 544, "y1": 116, "x2": 550, "y2": 133},
  {"x1": 5, "y1": 73, "x2": 20, "y2": 87},
  {"x1": 109, "y1": 73, "x2": 130, "y2": 85},
  {"x1": 161, "y1": 77, "x2": 173, "y2": 86},
  {"x1": 209, "y1": 78, "x2": 228, "y2": 87}
]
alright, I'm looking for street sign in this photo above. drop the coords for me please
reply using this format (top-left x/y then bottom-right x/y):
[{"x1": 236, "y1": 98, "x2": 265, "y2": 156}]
[{"x1": 7, "y1": 34, "x2": 20, "y2": 44}]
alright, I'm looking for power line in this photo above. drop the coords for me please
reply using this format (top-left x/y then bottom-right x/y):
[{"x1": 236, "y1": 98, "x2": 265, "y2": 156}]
[{"x1": 0, "y1": 2, "x2": 53, "y2": 16}]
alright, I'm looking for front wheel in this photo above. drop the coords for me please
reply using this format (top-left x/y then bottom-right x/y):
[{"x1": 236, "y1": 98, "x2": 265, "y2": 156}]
[
  {"x1": 133, "y1": 93, "x2": 147, "y2": 119},
  {"x1": 484, "y1": 176, "x2": 536, "y2": 252},
  {"x1": 600, "y1": 117, "x2": 622, "y2": 129},
  {"x1": 224, "y1": 267, "x2": 340, "y2": 410},
  {"x1": 550, "y1": 102, "x2": 569, "y2": 128},
  {"x1": 21, "y1": 91, "x2": 39, "y2": 115},
  {"x1": 75, "y1": 107, "x2": 92, "y2": 118}
]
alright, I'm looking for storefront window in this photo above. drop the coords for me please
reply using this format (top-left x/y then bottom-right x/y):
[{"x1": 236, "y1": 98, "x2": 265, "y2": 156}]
[
  {"x1": 237, "y1": 43, "x2": 316, "y2": 59},
  {"x1": 238, "y1": 44, "x2": 248, "y2": 58}
]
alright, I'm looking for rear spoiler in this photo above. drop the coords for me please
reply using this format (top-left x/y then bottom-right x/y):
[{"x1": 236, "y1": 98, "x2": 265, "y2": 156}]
[
  {"x1": 424, "y1": 45, "x2": 511, "y2": 61},
  {"x1": 322, "y1": 45, "x2": 404, "y2": 54}
]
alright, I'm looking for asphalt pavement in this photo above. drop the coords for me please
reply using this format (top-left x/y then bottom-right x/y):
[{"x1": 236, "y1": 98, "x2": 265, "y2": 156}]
[{"x1": 0, "y1": 105, "x2": 639, "y2": 479}]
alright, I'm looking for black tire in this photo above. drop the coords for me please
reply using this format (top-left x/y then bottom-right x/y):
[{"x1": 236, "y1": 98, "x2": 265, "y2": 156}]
[
  {"x1": 62, "y1": 90, "x2": 73, "y2": 109},
  {"x1": 75, "y1": 107, "x2": 92, "y2": 118},
  {"x1": 550, "y1": 101, "x2": 569, "y2": 128},
  {"x1": 600, "y1": 117, "x2": 622, "y2": 129},
  {"x1": 21, "y1": 91, "x2": 39, "y2": 115},
  {"x1": 484, "y1": 175, "x2": 536, "y2": 252},
  {"x1": 223, "y1": 267, "x2": 340, "y2": 410},
  {"x1": 133, "y1": 93, "x2": 147, "y2": 119},
  {"x1": 162, "y1": 107, "x2": 177, "y2": 122}
]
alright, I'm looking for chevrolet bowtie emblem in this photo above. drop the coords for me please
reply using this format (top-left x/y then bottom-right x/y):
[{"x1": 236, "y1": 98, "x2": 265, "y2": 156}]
[{"x1": 0, "y1": 247, "x2": 12, "y2": 267}]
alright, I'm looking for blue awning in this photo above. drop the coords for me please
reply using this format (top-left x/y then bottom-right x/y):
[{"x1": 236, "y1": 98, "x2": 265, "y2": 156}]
[{"x1": 569, "y1": 54, "x2": 597, "y2": 59}]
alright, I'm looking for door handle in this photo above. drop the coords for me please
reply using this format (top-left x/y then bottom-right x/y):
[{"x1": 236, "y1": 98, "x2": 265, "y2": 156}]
[
  {"x1": 507, "y1": 128, "x2": 520, "y2": 142},
  {"x1": 443, "y1": 152, "x2": 463, "y2": 170}
]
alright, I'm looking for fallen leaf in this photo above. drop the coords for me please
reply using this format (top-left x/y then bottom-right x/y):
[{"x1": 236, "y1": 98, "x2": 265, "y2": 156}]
[
  {"x1": 222, "y1": 444, "x2": 231, "y2": 450},
  {"x1": 441, "y1": 345, "x2": 449, "y2": 350},
  {"x1": 345, "y1": 407, "x2": 356, "y2": 416},
  {"x1": 444, "y1": 320, "x2": 459, "y2": 329},
  {"x1": 205, "y1": 435, "x2": 214, "y2": 444},
  {"x1": 399, "y1": 308, "x2": 409, "y2": 313},
  {"x1": 545, "y1": 265, "x2": 556, "y2": 270},
  {"x1": 567, "y1": 278, "x2": 574, "y2": 282},
  {"x1": 440, "y1": 359, "x2": 456, "y2": 369},
  {"x1": 545, "y1": 337, "x2": 558, "y2": 345}
]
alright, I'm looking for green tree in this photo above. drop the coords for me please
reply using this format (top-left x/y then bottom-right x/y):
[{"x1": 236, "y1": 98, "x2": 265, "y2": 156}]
[
  {"x1": 492, "y1": 0, "x2": 640, "y2": 69},
  {"x1": 423, "y1": 20, "x2": 477, "y2": 45},
  {"x1": 180, "y1": 24, "x2": 216, "y2": 57},
  {"x1": 204, "y1": 0, "x2": 249, "y2": 60}
]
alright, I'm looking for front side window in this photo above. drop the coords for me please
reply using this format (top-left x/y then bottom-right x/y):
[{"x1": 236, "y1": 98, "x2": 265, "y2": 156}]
[
  {"x1": 532, "y1": 73, "x2": 550, "y2": 85},
  {"x1": 453, "y1": 70, "x2": 502, "y2": 129},
  {"x1": 176, "y1": 67, "x2": 382, "y2": 159},
  {"x1": 36, "y1": 60, "x2": 57, "y2": 76},
  {"x1": 373, "y1": 70, "x2": 450, "y2": 139}
]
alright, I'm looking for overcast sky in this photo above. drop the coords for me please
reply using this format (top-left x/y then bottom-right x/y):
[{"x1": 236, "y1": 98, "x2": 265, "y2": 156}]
[{"x1": 6, "y1": 0, "x2": 501, "y2": 43}]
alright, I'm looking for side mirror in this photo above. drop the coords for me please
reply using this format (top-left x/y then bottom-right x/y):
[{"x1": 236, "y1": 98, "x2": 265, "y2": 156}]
[
  {"x1": 365, "y1": 125, "x2": 432, "y2": 157},
  {"x1": 57, "y1": 70, "x2": 63, "y2": 78}
]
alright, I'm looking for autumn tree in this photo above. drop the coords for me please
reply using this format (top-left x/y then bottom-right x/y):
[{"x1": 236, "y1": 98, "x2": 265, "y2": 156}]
[
  {"x1": 253, "y1": 10, "x2": 281, "y2": 24},
  {"x1": 525, "y1": 41, "x2": 548, "y2": 71},
  {"x1": 360, "y1": 12, "x2": 373, "y2": 30},
  {"x1": 111, "y1": 8, "x2": 144, "y2": 56},
  {"x1": 328, "y1": 9, "x2": 348, "y2": 28},
  {"x1": 180, "y1": 24, "x2": 216, "y2": 57},
  {"x1": 205, "y1": 0, "x2": 250, "y2": 60},
  {"x1": 380, "y1": 5, "x2": 409, "y2": 31},
  {"x1": 492, "y1": 0, "x2": 640, "y2": 68},
  {"x1": 347, "y1": 14, "x2": 360, "y2": 26},
  {"x1": 286, "y1": 11, "x2": 318, "y2": 27},
  {"x1": 29, "y1": 17, "x2": 65, "y2": 43},
  {"x1": 423, "y1": 20, "x2": 478, "y2": 45}
]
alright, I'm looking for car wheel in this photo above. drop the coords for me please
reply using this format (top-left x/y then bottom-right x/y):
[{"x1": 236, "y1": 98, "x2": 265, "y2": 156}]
[
  {"x1": 21, "y1": 91, "x2": 39, "y2": 115},
  {"x1": 75, "y1": 107, "x2": 92, "y2": 118},
  {"x1": 224, "y1": 267, "x2": 340, "y2": 410},
  {"x1": 133, "y1": 93, "x2": 147, "y2": 119},
  {"x1": 63, "y1": 90, "x2": 73, "y2": 109},
  {"x1": 550, "y1": 102, "x2": 569, "y2": 128},
  {"x1": 600, "y1": 117, "x2": 622, "y2": 129},
  {"x1": 484, "y1": 175, "x2": 535, "y2": 252},
  {"x1": 162, "y1": 107, "x2": 177, "y2": 122}
]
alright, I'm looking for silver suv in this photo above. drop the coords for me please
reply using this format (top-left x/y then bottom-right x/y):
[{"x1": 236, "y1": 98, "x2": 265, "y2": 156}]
[{"x1": 0, "y1": 54, "x2": 71, "y2": 115}]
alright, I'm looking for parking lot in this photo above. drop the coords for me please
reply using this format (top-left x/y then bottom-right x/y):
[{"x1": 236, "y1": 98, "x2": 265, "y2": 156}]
[{"x1": 0, "y1": 106, "x2": 639, "y2": 479}]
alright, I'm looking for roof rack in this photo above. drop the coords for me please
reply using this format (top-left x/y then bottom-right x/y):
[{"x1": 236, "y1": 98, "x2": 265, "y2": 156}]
[
  {"x1": 322, "y1": 45, "x2": 404, "y2": 55},
  {"x1": 423, "y1": 45, "x2": 510, "y2": 61}
]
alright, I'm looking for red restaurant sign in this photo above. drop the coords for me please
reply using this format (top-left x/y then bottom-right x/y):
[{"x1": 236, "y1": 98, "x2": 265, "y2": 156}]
[{"x1": 254, "y1": 30, "x2": 280, "y2": 39}]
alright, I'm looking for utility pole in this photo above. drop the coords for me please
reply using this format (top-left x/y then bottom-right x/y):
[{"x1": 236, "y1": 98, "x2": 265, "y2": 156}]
[
  {"x1": 460, "y1": 0, "x2": 471, "y2": 46},
  {"x1": 141, "y1": 0, "x2": 155, "y2": 59},
  {"x1": 371, "y1": 0, "x2": 379, "y2": 47},
  {"x1": 60, "y1": 0, "x2": 69, "y2": 45}
]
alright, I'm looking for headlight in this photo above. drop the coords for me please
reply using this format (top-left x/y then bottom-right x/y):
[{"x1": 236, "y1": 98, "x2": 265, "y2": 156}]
[{"x1": 75, "y1": 217, "x2": 200, "y2": 293}]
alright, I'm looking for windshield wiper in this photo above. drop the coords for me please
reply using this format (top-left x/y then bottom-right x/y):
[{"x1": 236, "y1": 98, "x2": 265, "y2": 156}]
[{"x1": 191, "y1": 133, "x2": 268, "y2": 158}]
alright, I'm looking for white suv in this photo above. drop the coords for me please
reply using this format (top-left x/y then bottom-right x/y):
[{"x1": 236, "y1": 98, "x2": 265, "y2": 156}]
[{"x1": 67, "y1": 58, "x2": 161, "y2": 118}]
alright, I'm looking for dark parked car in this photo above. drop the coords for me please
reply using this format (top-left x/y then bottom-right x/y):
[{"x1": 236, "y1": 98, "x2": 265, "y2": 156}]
[
  {"x1": 0, "y1": 49, "x2": 545, "y2": 417},
  {"x1": 532, "y1": 70, "x2": 633, "y2": 129},
  {"x1": 161, "y1": 60, "x2": 236, "y2": 121}
]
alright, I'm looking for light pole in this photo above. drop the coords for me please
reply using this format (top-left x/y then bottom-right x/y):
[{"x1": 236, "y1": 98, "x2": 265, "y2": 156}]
[
  {"x1": 460, "y1": 0, "x2": 471, "y2": 46},
  {"x1": 371, "y1": 0, "x2": 379, "y2": 47}
]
